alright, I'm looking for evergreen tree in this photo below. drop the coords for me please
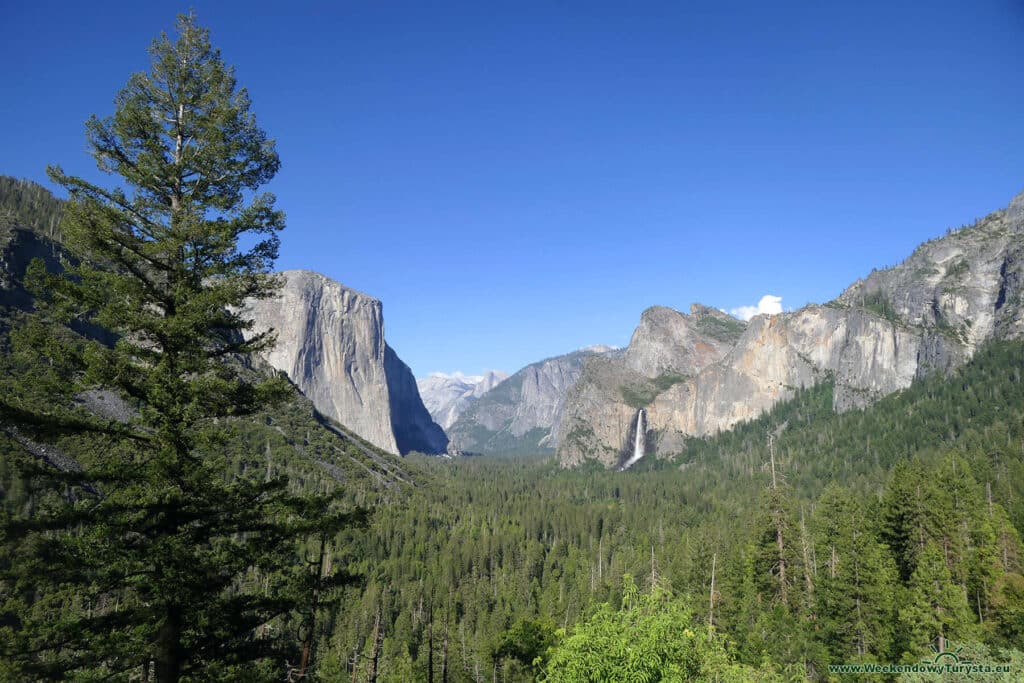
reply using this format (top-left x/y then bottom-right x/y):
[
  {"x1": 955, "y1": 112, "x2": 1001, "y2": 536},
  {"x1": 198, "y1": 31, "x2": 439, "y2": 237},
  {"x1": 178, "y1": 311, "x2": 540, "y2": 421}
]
[
  {"x1": 813, "y1": 486, "x2": 899, "y2": 661},
  {"x1": 881, "y1": 461, "x2": 938, "y2": 582},
  {"x1": 750, "y1": 438, "x2": 803, "y2": 615},
  {"x1": 491, "y1": 617, "x2": 557, "y2": 678},
  {"x1": 900, "y1": 542, "x2": 974, "y2": 656},
  {"x1": 0, "y1": 14, "x2": 359, "y2": 682},
  {"x1": 989, "y1": 572, "x2": 1024, "y2": 647}
]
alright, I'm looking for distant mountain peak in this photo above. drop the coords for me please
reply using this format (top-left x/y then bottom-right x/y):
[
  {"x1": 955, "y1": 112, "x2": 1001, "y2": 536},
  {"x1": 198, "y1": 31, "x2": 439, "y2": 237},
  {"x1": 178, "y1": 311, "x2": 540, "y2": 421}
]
[
  {"x1": 424, "y1": 370, "x2": 507, "y2": 385},
  {"x1": 417, "y1": 370, "x2": 510, "y2": 430},
  {"x1": 445, "y1": 345, "x2": 615, "y2": 454}
]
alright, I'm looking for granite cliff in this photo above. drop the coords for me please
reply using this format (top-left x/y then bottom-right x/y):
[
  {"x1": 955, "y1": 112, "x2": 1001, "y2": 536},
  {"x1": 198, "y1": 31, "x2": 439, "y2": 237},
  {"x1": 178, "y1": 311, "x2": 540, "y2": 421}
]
[
  {"x1": 243, "y1": 270, "x2": 447, "y2": 455},
  {"x1": 446, "y1": 347, "x2": 616, "y2": 454},
  {"x1": 557, "y1": 305, "x2": 746, "y2": 466},
  {"x1": 558, "y1": 190, "x2": 1024, "y2": 467}
]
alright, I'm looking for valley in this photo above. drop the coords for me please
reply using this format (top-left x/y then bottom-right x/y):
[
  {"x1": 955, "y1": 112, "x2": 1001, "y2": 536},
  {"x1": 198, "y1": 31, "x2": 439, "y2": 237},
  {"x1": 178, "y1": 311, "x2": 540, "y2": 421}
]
[
  {"x1": 5, "y1": 171, "x2": 1024, "y2": 681},
  {"x1": 2, "y1": 8, "x2": 1023, "y2": 682}
]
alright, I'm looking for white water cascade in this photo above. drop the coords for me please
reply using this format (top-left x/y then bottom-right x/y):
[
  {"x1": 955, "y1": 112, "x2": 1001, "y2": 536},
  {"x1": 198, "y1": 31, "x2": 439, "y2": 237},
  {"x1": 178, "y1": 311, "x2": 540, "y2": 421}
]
[{"x1": 620, "y1": 409, "x2": 646, "y2": 471}]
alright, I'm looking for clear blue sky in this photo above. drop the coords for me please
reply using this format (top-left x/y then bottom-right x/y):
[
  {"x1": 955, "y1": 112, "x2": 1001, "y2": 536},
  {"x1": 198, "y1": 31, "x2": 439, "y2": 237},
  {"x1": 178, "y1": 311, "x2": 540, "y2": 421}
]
[{"x1": 3, "y1": 1, "x2": 1023, "y2": 377}]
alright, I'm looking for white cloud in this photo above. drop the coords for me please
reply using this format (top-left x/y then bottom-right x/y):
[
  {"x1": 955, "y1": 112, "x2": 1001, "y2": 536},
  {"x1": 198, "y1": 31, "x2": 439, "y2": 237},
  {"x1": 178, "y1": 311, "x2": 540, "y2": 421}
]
[{"x1": 730, "y1": 294, "x2": 783, "y2": 321}]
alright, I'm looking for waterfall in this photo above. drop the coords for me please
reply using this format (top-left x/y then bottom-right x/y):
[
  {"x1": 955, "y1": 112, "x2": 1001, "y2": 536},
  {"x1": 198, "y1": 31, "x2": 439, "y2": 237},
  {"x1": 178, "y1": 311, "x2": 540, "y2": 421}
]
[
  {"x1": 620, "y1": 409, "x2": 646, "y2": 471},
  {"x1": 633, "y1": 409, "x2": 645, "y2": 462}
]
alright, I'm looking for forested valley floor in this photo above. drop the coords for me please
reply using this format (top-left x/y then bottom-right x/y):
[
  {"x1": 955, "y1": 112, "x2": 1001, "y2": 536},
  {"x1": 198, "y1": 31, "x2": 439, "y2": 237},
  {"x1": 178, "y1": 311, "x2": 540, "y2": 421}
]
[{"x1": 315, "y1": 338, "x2": 1024, "y2": 681}]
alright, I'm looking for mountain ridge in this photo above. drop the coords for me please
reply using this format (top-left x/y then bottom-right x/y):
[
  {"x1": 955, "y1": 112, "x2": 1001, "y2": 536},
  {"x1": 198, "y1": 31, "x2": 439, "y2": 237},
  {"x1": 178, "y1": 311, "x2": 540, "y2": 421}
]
[
  {"x1": 446, "y1": 346, "x2": 618, "y2": 454},
  {"x1": 557, "y1": 188, "x2": 1024, "y2": 467}
]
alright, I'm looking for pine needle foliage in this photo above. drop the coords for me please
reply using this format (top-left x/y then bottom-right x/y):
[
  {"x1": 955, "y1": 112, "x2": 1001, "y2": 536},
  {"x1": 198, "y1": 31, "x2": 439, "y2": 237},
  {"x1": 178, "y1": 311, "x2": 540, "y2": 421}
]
[{"x1": 0, "y1": 14, "x2": 362, "y2": 682}]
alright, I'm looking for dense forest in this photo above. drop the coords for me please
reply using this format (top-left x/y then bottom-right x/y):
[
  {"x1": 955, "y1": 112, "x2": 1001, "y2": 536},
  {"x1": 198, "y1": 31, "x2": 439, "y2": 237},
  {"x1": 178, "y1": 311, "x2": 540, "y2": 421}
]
[
  {"x1": 318, "y1": 339, "x2": 1024, "y2": 681},
  {"x1": 2, "y1": 13, "x2": 1023, "y2": 683}
]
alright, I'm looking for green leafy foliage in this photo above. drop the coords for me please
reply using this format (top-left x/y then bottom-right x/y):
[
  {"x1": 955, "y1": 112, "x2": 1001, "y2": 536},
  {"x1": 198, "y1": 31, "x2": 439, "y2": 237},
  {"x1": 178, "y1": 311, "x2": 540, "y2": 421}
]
[
  {"x1": 542, "y1": 575, "x2": 781, "y2": 682},
  {"x1": 492, "y1": 617, "x2": 558, "y2": 676}
]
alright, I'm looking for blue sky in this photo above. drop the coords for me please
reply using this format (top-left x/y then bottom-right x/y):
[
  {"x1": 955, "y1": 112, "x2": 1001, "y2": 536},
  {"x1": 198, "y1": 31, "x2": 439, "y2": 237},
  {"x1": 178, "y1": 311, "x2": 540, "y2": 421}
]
[{"x1": 3, "y1": 1, "x2": 1023, "y2": 377}]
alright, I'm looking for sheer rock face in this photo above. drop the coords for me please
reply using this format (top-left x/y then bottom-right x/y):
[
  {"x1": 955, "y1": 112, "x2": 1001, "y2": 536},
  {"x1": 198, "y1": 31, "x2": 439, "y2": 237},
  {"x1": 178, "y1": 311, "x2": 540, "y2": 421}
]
[
  {"x1": 384, "y1": 345, "x2": 450, "y2": 455},
  {"x1": 243, "y1": 270, "x2": 446, "y2": 455},
  {"x1": 837, "y1": 192, "x2": 1024, "y2": 347},
  {"x1": 558, "y1": 190, "x2": 1024, "y2": 468},
  {"x1": 446, "y1": 347, "x2": 617, "y2": 454},
  {"x1": 622, "y1": 305, "x2": 741, "y2": 378},
  {"x1": 642, "y1": 307, "x2": 965, "y2": 457},
  {"x1": 556, "y1": 305, "x2": 745, "y2": 467}
]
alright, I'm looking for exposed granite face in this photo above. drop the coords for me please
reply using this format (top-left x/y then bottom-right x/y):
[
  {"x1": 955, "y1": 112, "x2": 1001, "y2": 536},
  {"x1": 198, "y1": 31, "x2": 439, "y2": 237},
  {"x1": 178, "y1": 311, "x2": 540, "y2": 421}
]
[
  {"x1": 836, "y1": 193, "x2": 1024, "y2": 349},
  {"x1": 384, "y1": 345, "x2": 450, "y2": 454},
  {"x1": 557, "y1": 305, "x2": 744, "y2": 467},
  {"x1": 645, "y1": 306, "x2": 967, "y2": 456},
  {"x1": 446, "y1": 347, "x2": 617, "y2": 454},
  {"x1": 242, "y1": 270, "x2": 447, "y2": 455},
  {"x1": 558, "y1": 190, "x2": 1024, "y2": 468},
  {"x1": 623, "y1": 305, "x2": 745, "y2": 377},
  {"x1": 417, "y1": 371, "x2": 509, "y2": 430}
]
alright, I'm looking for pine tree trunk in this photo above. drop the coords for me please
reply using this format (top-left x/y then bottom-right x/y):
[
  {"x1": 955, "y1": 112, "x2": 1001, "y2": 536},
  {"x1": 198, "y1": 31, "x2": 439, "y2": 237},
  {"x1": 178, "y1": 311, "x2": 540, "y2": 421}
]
[
  {"x1": 708, "y1": 553, "x2": 716, "y2": 635},
  {"x1": 800, "y1": 509, "x2": 814, "y2": 607},
  {"x1": 442, "y1": 615, "x2": 449, "y2": 683},
  {"x1": 155, "y1": 606, "x2": 182, "y2": 683},
  {"x1": 776, "y1": 522, "x2": 788, "y2": 607},
  {"x1": 770, "y1": 436, "x2": 788, "y2": 607},
  {"x1": 368, "y1": 604, "x2": 382, "y2": 683},
  {"x1": 299, "y1": 535, "x2": 328, "y2": 678},
  {"x1": 428, "y1": 607, "x2": 434, "y2": 683}
]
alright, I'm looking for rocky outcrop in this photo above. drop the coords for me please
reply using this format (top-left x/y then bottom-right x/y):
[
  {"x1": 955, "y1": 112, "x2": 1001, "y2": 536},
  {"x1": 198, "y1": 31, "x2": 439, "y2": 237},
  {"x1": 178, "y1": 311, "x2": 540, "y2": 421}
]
[
  {"x1": 558, "y1": 189, "x2": 1024, "y2": 468},
  {"x1": 623, "y1": 304, "x2": 745, "y2": 377},
  {"x1": 384, "y1": 346, "x2": 449, "y2": 454},
  {"x1": 447, "y1": 347, "x2": 616, "y2": 454},
  {"x1": 557, "y1": 305, "x2": 746, "y2": 467},
  {"x1": 836, "y1": 193, "x2": 1024, "y2": 348},
  {"x1": 417, "y1": 371, "x2": 509, "y2": 430},
  {"x1": 640, "y1": 306, "x2": 966, "y2": 457},
  {"x1": 243, "y1": 270, "x2": 447, "y2": 455}
]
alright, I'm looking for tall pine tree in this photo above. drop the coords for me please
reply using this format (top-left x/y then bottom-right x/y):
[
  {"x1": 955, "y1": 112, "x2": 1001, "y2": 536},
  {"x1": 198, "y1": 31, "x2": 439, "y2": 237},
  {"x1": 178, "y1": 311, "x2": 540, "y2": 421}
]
[
  {"x1": 0, "y1": 14, "x2": 358, "y2": 682},
  {"x1": 813, "y1": 485, "x2": 899, "y2": 662},
  {"x1": 900, "y1": 542, "x2": 974, "y2": 655}
]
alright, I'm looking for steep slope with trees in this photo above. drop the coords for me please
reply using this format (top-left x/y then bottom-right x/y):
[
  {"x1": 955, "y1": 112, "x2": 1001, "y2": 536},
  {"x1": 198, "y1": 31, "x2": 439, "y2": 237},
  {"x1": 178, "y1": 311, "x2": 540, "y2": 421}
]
[{"x1": 0, "y1": 16, "x2": 375, "y2": 681}]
